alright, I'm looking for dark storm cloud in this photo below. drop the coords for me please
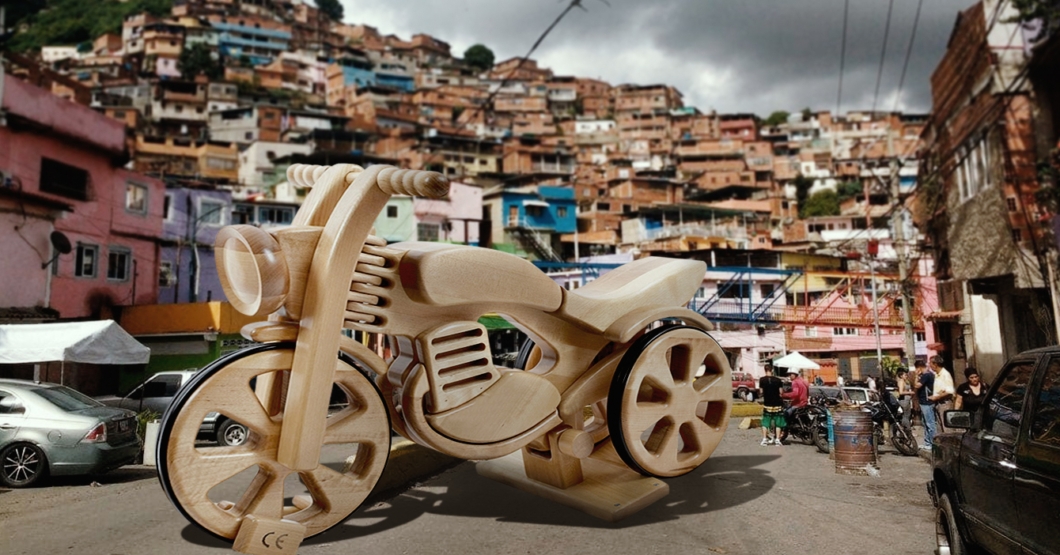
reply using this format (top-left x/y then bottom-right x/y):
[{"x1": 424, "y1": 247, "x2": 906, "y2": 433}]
[{"x1": 342, "y1": 0, "x2": 977, "y2": 116}]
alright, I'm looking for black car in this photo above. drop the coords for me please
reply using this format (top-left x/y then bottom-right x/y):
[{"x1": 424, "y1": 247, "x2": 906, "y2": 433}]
[{"x1": 927, "y1": 346, "x2": 1060, "y2": 555}]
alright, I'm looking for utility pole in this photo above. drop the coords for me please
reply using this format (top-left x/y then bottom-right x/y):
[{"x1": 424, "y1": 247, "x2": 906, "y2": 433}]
[{"x1": 889, "y1": 158, "x2": 918, "y2": 364}]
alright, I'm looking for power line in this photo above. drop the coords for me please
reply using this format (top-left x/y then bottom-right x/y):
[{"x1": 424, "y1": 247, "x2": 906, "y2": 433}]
[
  {"x1": 835, "y1": 0, "x2": 850, "y2": 115},
  {"x1": 871, "y1": 0, "x2": 896, "y2": 114},
  {"x1": 892, "y1": 0, "x2": 924, "y2": 112},
  {"x1": 460, "y1": 0, "x2": 596, "y2": 129}
]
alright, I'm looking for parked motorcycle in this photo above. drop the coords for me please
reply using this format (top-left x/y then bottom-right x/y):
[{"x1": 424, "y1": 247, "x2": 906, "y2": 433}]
[
  {"x1": 780, "y1": 401, "x2": 830, "y2": 453},
  {"x1": 868, "y1": 390, "x2": 919, "y2": 456}
]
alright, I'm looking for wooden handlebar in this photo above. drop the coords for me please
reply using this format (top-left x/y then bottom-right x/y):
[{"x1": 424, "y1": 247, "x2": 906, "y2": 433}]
[{"x1": 285, "y1": 163, "x2": 448, "y2": 199}]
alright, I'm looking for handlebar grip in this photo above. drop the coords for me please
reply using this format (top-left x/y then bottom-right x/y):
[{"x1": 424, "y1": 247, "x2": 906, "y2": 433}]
[
  {"x1": 375, "y1": 167, "x2": 449, "y2": 198},
  {"x1": 286, "y1": 164, "x2": 326, "y2": 189}
]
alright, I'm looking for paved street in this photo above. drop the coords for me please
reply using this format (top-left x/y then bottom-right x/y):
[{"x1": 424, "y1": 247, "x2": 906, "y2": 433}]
[{"x1": 1, "y1": 422, "x2": 936, "y2": 555}]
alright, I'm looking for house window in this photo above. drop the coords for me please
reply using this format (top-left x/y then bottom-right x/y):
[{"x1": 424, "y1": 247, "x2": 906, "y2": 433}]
[
  {"x1": 159, "y1": 261, "x2": 174, "y2": 287},
  {"x1": 75, "y1": 244, "x2": 99, "y2": 278},
  {"x1": 163, "y1": 194, "x2": 173, "y2": 220},
  {"x1": 1007, "y1": 197, "x2": 1017, "y2": 212},
  {"x1": 126, "y1": 183, "x2": 148, "y2": 214},
  {"x1": 40, "y1": 158, "x2": 89, "y2": 200},
  {"x1": 557, "y1": 207, "x2": 568, "y2": 218},
  {"x1": 107, "y1": 248, "x2": 131, "y2": 281},
  {"x1": 597, "y1": 202, "x2": 610, "y2": 211},
  {"x1": 1012, "y1": 228, "x2": 1022, "y2": 242},
  {"x1": 805, "y1": 326, "x2": 818, "y2": 338},
  {"x1": 198, "y1": 199, "x2": 225, "y2": 226},
  {"x1": 387, "y1": 205, "x2": 398, "y2": 218},
  {"x1": 833, "y1": 327, "x2": 857, "y2": 336},
  {"x1": 258, "y1": 206, "x2": 294, "y2": 225},
  {"x1": 915, "y1": 331, "x2": 926, "y2": 342},
  {"x1": 760, "y1": 283, "x2": 776, "y2": 298},
  {"x1": 417, "y1": 223, "x2": 440, "y2": 242}
]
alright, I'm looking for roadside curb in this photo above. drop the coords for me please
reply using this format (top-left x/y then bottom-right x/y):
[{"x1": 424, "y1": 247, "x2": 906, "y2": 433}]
[{"x1": 367, "y1": 438, "x2": 464, "y2": 503}]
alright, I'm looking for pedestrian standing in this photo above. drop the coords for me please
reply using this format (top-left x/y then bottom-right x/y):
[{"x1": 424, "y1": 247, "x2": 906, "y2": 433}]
[
  {"x1": 955, "y1": 367, "x2": 987, "y2": 414},
  {"x1": 930, "y1": 355, "x2": 955, "y2": 433},
  {"x1": 895, "y1": 367, "x2": 914, "y2": 430},
  {"x1": 837, "y1": 375, "x2": 845, "y2": 387},
  {"x1": 758, "y1": 365, "x2": 786, "y2": 446},
  {"x1": 914, "y1": 360, "x2": 936, "y2": 450},
  {"x1": 866, "y1": 375, "x2": 876, "y2": 392}
]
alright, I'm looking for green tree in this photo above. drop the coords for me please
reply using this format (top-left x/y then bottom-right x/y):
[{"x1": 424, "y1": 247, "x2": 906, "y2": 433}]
[
  {"x1": 792, "y1": 174, "x2": 814, "y2": 209},
  {"x1": 178, "y1": 43, "x2": 222, "y2": 80},
  {"x1": 315, "y1": 0, "x2": 343, "y2": 22},
  {"x1": 836, "y1": 180, "x2": 863, "y2": 202},
  {"x1": 801, "y1": 107, "x2": 813, "y2": 120},
  {"x1": 763, "y1": 110, "x2": 789, "y2": 127},
  {"x1": 463, "y1": 43, "x2": 495, "y2": 72},
  {"x1": 8, "y1": 0, "x2": 171, "y2": 52},
  {"x1": 801, "y1": 190, "x2": 840, "y2": 218}
]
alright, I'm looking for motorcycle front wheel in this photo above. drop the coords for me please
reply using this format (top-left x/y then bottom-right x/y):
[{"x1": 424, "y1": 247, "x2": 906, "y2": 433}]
[
  {"x1": 812, "y1": 420, "x2": 830, "y2": 453},
  {"x1": 891, "y1": 425, "x2": 919, "y2": 456},
  {"x1": 156, "y1": 344, "x2": 391, "y2": 541}
]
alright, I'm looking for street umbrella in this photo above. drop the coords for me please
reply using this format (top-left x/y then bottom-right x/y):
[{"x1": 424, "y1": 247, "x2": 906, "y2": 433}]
[{"x1": 772, "y1": 351, "x2": 821, "y2": 371}]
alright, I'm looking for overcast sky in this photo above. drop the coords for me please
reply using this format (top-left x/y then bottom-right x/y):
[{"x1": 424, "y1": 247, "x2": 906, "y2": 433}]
[{"x1": 339, "y1": 0, "x2": 979, "y2": 117}]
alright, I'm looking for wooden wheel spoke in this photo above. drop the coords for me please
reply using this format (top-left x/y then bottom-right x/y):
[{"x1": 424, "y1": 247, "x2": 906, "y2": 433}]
[
  {"x1": 218, "y1": 385, "x2": 277, "y2": 436},
  {"x1": 672, "y1": 336, "x2": 716, "y2": 384},
  {"x1": 694, "y1": 373, "x2": 731, "y2": 400},
  {"x1": 645, "y1": 423, "x2": 680, "y2": 466},
  {"x1": 627, "y1": 401, "x2": 674, "y2": 433},
  {"x1": 233, "y1": 466, "x2": 287, "y2": 520},
  {"x1": 182, "y1": 451, "x2": 267, "y2": 500},
  {"x1": 322, "y1": 405, "x2": 388, "y2": 446},
  {"x1": 635, "y1": 343, "x2": 677, "y2": 389},
  {"x1": 298, "y1": 463, "x2": 375, "y2": 516}
]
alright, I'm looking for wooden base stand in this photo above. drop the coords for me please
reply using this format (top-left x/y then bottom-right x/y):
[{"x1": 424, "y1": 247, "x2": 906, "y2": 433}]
[
  {"x1": 476, "y1": 450, "x2": 669, "y2": 522},
  {"x1": 232, "y1": 516, "x2": 306, "y2": 555}
]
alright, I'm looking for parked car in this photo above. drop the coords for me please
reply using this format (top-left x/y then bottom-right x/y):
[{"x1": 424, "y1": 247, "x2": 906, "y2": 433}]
[
  {"x1": 97, "y1": 370, "x2": 249, "y2": 447},
  {"x1": 0, "y1": 378, "x2": 139, "y2": 487},
  {"x1": 842, "y1": 387, "x2": 880, "y2": 405},
  {"x1": 732, "y1": 372, "x2": 757, "y2": 400},
  {"x1": 928, "y1": 346, "x2": 1060, "y2": 555}
]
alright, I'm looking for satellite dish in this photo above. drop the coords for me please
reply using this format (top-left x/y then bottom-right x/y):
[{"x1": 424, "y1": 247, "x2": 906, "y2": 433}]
[
  {"x1": 42, "y1": 231, "x2": 72, "y2": 269},
  {"x1": 50, "y1": 231, "x2": 72, "y2": 254}
]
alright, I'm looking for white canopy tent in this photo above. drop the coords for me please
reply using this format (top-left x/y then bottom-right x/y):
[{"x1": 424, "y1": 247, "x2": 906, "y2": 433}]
[
  {"x1": 0, "y1": 320, "x2": 150, "y2": 384},
  {"x1": 772, "y1": 351, "x2": 821, "y2": 371}
]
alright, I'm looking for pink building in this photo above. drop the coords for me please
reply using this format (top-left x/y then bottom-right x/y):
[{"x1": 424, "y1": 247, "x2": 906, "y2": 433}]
[{"x1": 0, "y1": 74, "x2": 164, "y2": 321}]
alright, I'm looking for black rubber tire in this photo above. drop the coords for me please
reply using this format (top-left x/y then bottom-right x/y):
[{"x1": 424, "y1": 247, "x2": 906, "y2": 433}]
[
  {"x1": 214, "y1": 418, "x2": 249, "y2": 447},
  {"x1": 156, "y1": 343, "x2": 391, "y2": 542},
  {"x1": 891, "y1": 426, "x2": 919, "y2": 456},
  {"x1": 0, "y1": 442, "x2": 48, "y2": 488},
  {"x1": 936, "y1": 492, "x2": 969, "y2": 555},
  {"x1": 514, "y1": 338, "x2": 535, "y2": 370},
  {"x1": 813, "y1": 421, "x2": 830, "y2": 453}
]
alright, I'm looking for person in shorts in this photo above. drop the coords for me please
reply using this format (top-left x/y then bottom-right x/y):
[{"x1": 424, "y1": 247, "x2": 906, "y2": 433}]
[{"x1": 758, "y1": 365, "x2": 786, "y2": 446}]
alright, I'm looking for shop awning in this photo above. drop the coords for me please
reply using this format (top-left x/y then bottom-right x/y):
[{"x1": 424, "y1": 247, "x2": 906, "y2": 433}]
[{"x1": 0, "y1": 320, "x2": 150, "y2": 365}]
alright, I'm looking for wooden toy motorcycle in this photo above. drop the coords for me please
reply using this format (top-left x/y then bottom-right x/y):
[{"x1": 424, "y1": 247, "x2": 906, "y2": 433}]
[{"x1": 156, "y1": 164, "x2": 731, "y2": 551}]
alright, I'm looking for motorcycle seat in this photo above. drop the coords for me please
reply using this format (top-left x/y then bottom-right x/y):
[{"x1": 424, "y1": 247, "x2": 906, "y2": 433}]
[
  {"x1": 391, "y1": 241, "x2": 563, "y2": 311},
  {"x1": 559, "y1": 257, "x2": 707, "y2": 333}
]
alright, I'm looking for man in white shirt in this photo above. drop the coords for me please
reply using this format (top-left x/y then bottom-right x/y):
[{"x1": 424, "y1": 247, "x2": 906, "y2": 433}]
[{"x1": 929, "y1": 355, "x2": 955, "y2": 433}]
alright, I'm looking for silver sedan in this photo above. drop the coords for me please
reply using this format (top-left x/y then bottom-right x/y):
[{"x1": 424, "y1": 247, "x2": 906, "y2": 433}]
[{"x1": 0, "y1": 379, "x2": 140, "y2": 488}]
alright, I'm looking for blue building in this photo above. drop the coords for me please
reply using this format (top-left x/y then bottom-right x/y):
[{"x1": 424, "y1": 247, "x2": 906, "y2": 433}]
[
  {"x1": 212, "y1": 21, "x2": 291, "y2": 66},
  {"x1": 484, "y1": 185, "x2": 577, "y2": 261}
]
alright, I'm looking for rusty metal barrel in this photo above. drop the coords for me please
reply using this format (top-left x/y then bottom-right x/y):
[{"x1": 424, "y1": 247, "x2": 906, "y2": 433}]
[{"x1": 833, "y1": 409, "x2": 877, "y2": 475}]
